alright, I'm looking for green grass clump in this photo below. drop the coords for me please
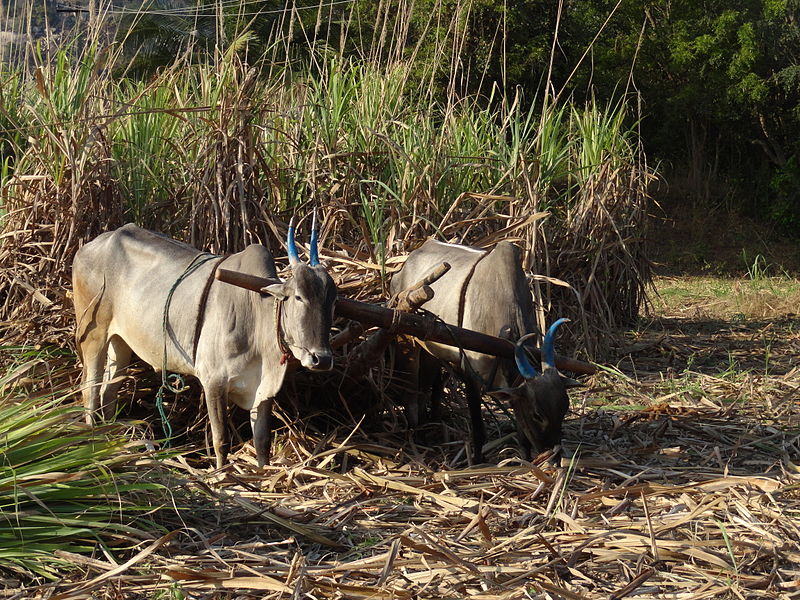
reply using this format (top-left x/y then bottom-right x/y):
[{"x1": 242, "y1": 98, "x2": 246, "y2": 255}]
[
  {"x1": 654, "y1": 274, "x2": 800, "y2": 319},
  {"x1": 0, "y1": 379, "x2": 170, "y2": 581}
]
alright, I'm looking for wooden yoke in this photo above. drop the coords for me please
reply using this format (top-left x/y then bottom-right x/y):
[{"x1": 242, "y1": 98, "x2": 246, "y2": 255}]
[
  {"x1": 216, "y1": 268, "x2": 597, "y2": 376},
  {"x1": 344, "y1": 262, "x2": 452, "y2": 379}
]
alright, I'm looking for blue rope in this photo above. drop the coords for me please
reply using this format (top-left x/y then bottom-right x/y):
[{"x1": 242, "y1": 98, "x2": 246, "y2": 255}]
[{"x1": 158, "y1": 252, "x2": 219, "y2": 447}]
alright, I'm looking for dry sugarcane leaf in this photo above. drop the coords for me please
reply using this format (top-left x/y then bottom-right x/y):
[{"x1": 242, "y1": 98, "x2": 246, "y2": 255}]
[
  {"x1": 693, "y1": 476, "x2": 782, "y2": 494},
  {"x1": 176, "y1": 574, "x2": 292, "y2": 592},
  {"x1": 351, "y1": 468, "x2": 480, "y2": 511},
  {"x1": 50, "y1": 530, "x2": 181, "y2": 599},
  {"x1": 529, "y1": 273, "x2": 575, "y2": 288},
  {"x1": 228, "y1": 495, "x2": 343, "y2": 548},
  {"x1": 310, "y1": 580, "x2": 413, "y2": 599}
]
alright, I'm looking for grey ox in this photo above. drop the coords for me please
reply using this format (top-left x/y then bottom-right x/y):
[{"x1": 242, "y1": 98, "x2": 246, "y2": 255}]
[
  {"x1": 73, "y1": 220, "x2": 336, "y2": 468},
  {"x1": 390, "y1": 239, "x2": 573, "y2": 463}
]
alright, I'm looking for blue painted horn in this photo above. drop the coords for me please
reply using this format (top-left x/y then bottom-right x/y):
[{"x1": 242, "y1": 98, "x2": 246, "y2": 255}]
[
  {"x1": 541, "y1": 318, "x2": 570, "y2": 370},
  {"x1": 287, "y1": 217, "x2": 300, "y2": 265},
  {"x1": 514, "y1": 332, "x2": 540, "y2": 379},
  {"x1": 310, "y1": 209, "x2": 320, "y2": 266}
]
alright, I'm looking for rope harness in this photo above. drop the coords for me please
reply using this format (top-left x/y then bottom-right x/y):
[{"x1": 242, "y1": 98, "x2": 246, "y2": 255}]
[
  {"x1": 157, "y1": 251, "x2": 219, "y2": 446},
  {"x1": 192, "y1": 256, "x2": 228, "y2": 363},
  {"x1": 417, "y1": 248, "x2": 516, "y2": 425},
  {"x1": 455, "y1": 249, "x2": 504, "y2": 391},
  {"x1": 274, "y1": 296, "x2": 292, "y2": 365},
  {"x1": 456, "y1": 250, "x2": 489, "y2": 330}
]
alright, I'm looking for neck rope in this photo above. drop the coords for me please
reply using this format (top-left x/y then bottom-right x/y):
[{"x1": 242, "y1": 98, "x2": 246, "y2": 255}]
[{"x1": 274, "y1": 297, "x2": 292, "y2": 365}]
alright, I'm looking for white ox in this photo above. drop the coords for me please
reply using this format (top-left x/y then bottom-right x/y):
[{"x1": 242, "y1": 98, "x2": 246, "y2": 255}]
[
  {"x1": 391, "y1": 239, "x2": 572, "y2": 462},
  {"x1": 72, "y1": 220, "x2": 336, "y2": 468}
]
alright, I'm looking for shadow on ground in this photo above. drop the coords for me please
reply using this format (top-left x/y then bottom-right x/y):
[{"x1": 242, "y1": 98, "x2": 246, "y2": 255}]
[{"x1": 613, "y1": 314, "x2": 800, "y2": 376}]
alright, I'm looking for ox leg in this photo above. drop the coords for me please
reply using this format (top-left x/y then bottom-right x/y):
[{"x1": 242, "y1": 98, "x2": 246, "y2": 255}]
[
  {"x1": 250, "y1": 397, "x2": 274, "y2": 468},
  {"x1": 518, "y1": 429, "x2": 533, "y2": 461},
  {"x1": 419, "y1": 353, "x2": 443, "y2": 422},
  {"x1": 463, "y1": 375, "x2": 486, "y2": 465},
  {"x1": 405, "y1": 348, "x2": 423, "y2": 429},
  {"x1": 99, "y1": 336, "x2": 132, "y2": 421},
  {"x1": 393, "y1": 342, "x2": 424, "y2": 428},
  {"x1": 79, "y1": 331, "x2": 110, "y2": 425},
  {"x1": 204, "y1": 384, "x2": 229, "y2": 469}
]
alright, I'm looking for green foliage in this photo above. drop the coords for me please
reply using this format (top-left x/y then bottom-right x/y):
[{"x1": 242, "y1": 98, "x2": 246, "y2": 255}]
[
  {"x1": 570, "y1": 98, "x2": 634, "y2": 183},
  {"x1": 0, "y1": 376, "x2": 169, "y2": 580},
  {"x1": 0, "y1": 68, "x2": 26, "y2": 191},
  {"x1": 12, "y1": 0, "x2": 800, "y2": 234},
  {"x1": 151, "y1": 583, "x2": 187, "y2": 600},
  {"x1": 109, "y1": 78, "x2": 194, "y2": 224},
  {"x1": 768, "y1": 156, "x2": 800, "y2": 229}
]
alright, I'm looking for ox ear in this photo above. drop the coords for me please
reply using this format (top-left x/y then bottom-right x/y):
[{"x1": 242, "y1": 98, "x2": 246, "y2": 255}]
[
  {"x1": 261, "y1": 283, "x2": 288, "y2": 299},
  {"x1": 488, "y1": 386, "x2": 523, "y2": 406},
  {"x1": 489, "y1": 386, "x2": 549, "y2": 428},
  {"x1": 488, "y1": 389, "x2": 514, "y2": 404}
]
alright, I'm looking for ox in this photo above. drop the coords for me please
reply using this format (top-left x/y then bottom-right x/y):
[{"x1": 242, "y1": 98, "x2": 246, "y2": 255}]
[
  {"x1": 390, "y1": 239, "x2": 573, "y2": 462},
  {"x1": 72, "y1": 219, "x2": 336, "y2": 468}
]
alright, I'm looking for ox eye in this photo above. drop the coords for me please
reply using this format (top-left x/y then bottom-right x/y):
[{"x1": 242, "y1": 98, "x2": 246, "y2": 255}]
[{"x1": 295, "y1": 295, "x2": 303, "y2": 302}]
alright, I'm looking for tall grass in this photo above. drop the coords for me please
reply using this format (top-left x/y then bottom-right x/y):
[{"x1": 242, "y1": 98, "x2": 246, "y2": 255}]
[{"x1": 0, "y1": 3, "x2": 654, "y2": 357}]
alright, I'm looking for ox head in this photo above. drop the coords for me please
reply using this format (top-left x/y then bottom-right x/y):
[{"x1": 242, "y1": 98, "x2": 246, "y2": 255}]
[
  {"x1": 261, "y1": 213, "x2": 336, "y2": 371},
  {"x1": 489, "y1": 318, "x2": 573, "y2": 458}
]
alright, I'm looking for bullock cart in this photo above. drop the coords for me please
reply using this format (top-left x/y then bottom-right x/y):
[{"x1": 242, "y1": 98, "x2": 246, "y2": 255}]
[{"x1": 215, "y1": 268, "x2": 596, "y2": 376}]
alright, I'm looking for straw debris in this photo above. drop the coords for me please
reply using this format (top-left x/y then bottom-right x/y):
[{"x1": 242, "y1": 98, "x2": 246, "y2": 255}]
[{"x1": 6, "y1": 311, "x2": 798, "y2": 599}]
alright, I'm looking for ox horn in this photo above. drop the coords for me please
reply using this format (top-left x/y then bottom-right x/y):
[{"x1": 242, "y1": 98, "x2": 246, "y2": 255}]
[
  {"x1": 287, "y1": 217, "x2": 300, "y2": 266},
  {"x1": 514, "y1": 332, "x2": 540, "y2": 379},
  {"x1": 542, "y1": 318, "x2": 570, "y2": 371},
  {"x1": 309, "y1": 208, "x2": 320, "y2": 266}
]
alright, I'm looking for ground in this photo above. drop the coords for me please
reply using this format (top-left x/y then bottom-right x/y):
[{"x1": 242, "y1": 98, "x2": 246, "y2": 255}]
[{"x1": 8, "y1": 270, "x2": 797, "y2": 600}]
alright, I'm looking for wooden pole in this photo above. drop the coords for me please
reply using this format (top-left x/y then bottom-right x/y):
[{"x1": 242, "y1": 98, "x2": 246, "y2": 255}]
[
  {"x1": 216, "y1": 268, "x2": 597, "y2": 375},
  {"x1": 344, "y1": 262, "x2": 451, "y2": 379}
]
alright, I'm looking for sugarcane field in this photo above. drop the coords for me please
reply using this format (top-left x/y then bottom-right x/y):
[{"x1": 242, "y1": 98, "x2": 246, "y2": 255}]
[{"x1": 1, "y1": 2, "x2": 800, "y2": 599}]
